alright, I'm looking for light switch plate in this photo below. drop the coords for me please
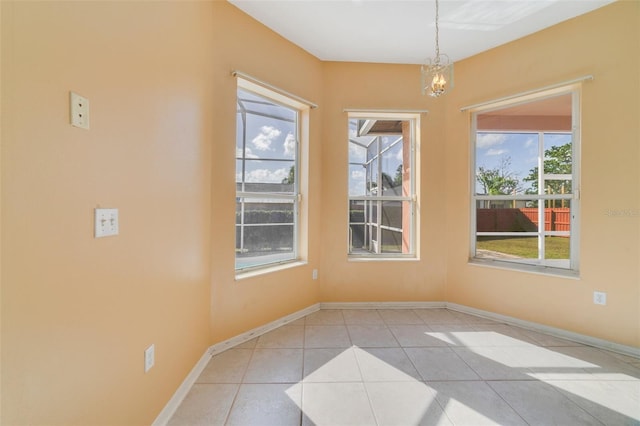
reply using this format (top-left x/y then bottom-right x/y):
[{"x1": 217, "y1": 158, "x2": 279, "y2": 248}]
[
  {"x1": 95, "y1": 208, "x2": 118, "y2": 238},
  {"x1": 70, "y1": 91, "x2": 90, "y2": 129},
  {"x1": 144, "y1": 344, "x2": 155, "y2": 373}
]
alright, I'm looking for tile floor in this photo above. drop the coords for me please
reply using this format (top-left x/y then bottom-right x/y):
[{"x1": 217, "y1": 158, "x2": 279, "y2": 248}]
[{"x1": 168, "y1": 308, "x2": 640, "y2": 426}]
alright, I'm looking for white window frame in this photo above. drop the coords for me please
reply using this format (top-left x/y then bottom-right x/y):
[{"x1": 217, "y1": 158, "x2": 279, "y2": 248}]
[
  {"x1": 235, "y1": 78, "x2": 310, "y2": 275},
  {"x1": 469, "y1": 86, "x2": 581, "y2": 276},
  {"x1": 347, "y1": 112, "x2": 419, "y2": 260}
]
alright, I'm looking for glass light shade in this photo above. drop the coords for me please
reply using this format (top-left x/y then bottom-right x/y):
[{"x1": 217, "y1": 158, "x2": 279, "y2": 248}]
[{"x1": 421, "y1": 54, "x2": 454, "y2": 98}]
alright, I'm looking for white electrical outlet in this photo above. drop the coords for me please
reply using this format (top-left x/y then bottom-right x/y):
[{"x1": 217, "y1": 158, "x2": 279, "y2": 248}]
[
  {"x1": 94, "y1": 208, "x2": 118, "y2": 238},
  {"x1": 312, "y1": 269, "x2": 318, "y2": 280},
  {"x1": 144, "y1": 344, "x2": 155, "y2": 373},
  {"x1": 70, "y1": 91, "x2": 90, "y2": 129},
  {"x1": 593, "y1": 291, "x2": 607, "y2": 305}
]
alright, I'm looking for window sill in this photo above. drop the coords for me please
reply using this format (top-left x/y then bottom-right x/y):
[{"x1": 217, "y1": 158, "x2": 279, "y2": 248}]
[
  {"x1": 469, "y1": 257, "x2": 580, "y2": 279},
  {"x1": 348, "y1": 256, "x2": 419, "y2": 262},
  {"x1": 235, "y1": 260, "x2": 307, "y2": 281}
]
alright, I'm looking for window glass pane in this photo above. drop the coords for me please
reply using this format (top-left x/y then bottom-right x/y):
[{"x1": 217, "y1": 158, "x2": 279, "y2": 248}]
[
  {"x1": 543, "y1": 179, "x2": 572, "y2": 195},
  {"x1": 544, "y1": 134, "x2": 572, "y2": 175},
  {"x1": 476, "y1": 200, "x2": 539, "y2": 233},
  {"x1": 381, "y1": 143, "x2": 403, "y2": 196},
  {"x1": 544, "y1": 203, "x2": 571, "y2": 231},
  {"x1": 243, "y1": 114, "x2": 296, "y2": 161},
  {"x1": 476, "y1": 132, "x2": 538, "y2": 195},
  {"x1": 545, "y1": 236, "x2": 570, "y2": 262},
  {"x1": 349, "y1": 143, "x2": 366, "y2": 164},
  {"x1": 348, "y1": 200, "x2": 366, "y2": 253},
  {"x1": 381, "y1": 229, "x2": 402, "y2": 253},
  {"x1": 381, "y1": 201, "x2": 403, "y2": 229},
  {"x1": 370, "y1": 202, "x2": 378, "y2": 223},
  {"x1": 240, "y1": 159, "x2": 295, "y2": 193},
  {"x1": 349, "y1": 165, "x2": 366, "y2": 196},
  {"x1": 238, "y1": 89, "x2": 296, "y2": 123},
  {"x1": 347, "y1": 116, "x2": 415, "y2": 257},
  {"x1": 235, "y1": 198, "x2": 295, "y2": 269},
  {"x1": 236, "y1": 85, "x2": 301, "y2": 271},
  {"x1": 367, "y1": 158, "x2": 378, "y2": 195},
  {"x1": 381, "y1": 134, "x2": 401, "y2": 150},
  {"x1": 476, "y1": 236, "x2": 539, "y2": 260}
]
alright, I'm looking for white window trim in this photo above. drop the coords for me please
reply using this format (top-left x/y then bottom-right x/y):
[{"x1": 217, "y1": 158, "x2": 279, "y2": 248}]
[
  {"x1": 347, "y1": 112, "x2": 420, "y2": 260},
  {"x1": 468, "y1": 86, "x2": 581, "y2": 276}
]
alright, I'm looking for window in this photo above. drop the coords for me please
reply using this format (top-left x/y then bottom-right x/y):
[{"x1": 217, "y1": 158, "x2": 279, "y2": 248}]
[
  {"x1": 348, "y1": 113, "x2": 418, "y2": 258},
  {"x1": 470, "y1": 89, "x2": 580, "y2": 273},
  {"x1": 235, "y1": 80, "x2": 307, "y2": 272}
]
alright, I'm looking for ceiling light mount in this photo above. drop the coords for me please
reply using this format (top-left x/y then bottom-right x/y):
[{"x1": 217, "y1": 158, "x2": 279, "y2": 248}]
[{"x1": 421, "y1": 0, "x2": 453, "y2": 98}]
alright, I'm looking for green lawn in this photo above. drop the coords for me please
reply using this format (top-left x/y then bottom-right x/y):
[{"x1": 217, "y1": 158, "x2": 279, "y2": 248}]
[{"x1": 477, "y1": 236, "x2": 569, "y2": 259}]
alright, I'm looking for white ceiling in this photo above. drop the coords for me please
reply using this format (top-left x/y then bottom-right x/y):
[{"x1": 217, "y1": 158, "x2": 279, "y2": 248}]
[{"x1": 228, "y1": 0, "x2": 615, "y2": 64}]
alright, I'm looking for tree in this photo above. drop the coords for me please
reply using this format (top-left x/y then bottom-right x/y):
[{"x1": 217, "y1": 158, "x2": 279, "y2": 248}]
[
  {"x1": 524, "y1": 142, "x2": 571, "y2": 194},
  {"x1": 393, "y1": 164, "x2": 403, "y2": 187},
  {"x1": 282, "y1": 165, "x2": 295, "y2": 184},
  {"x1": 476, "y1": 156, "x2": 520, "y2": 195}
]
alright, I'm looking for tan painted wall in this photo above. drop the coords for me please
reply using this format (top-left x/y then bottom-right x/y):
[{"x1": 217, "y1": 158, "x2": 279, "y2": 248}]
[
  {"x1": 320, "y1": 62, "x2": 448, "y2": 302},
  {"x1": 444, "y1": 0, "x2": 640, "y2": 347},
  {"x1": 1, "y1": 2, "x2": 214, "y2": 424}
]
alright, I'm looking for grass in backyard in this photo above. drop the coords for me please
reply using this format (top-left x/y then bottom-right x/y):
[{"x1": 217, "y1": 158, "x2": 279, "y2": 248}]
[{"x1": 477, "y1": 236, "x2": 569, "y2": 259}]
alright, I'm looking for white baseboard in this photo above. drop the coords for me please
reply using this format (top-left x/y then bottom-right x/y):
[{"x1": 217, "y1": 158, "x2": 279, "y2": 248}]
[
  {"x1": 446, "y1": 302, "x2": 640, "y2": 359},
  {"x1": 152, "y1": 349, "x2": 212, "y2": 426},
  {"x1": 207, "y1": 303, "x2": 320, "y2": 356},
  {"x1": 320, "y1": 301, "x2": 446, "y2": 310},
  {"x1": 152, "y1": 303, "x2": 320, "y2": 426}
]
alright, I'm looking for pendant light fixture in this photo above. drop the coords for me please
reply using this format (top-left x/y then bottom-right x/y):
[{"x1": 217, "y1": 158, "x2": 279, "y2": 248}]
[{"x1": 421, "y1": 0, "x2": 453, "y2": 98}]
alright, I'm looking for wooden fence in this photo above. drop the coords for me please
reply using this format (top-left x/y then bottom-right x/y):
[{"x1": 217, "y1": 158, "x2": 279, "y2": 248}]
[{"x1": 477, "y1": 208, "x2": 570, "y2": 233}]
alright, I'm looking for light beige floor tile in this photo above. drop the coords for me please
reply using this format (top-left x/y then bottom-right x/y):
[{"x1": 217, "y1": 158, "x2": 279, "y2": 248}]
[
  {"x1": 256, "y1": 325, "x2": 304, "y2": 348},
  {"x1": 413, "y1": 308, "x2": 468, "y2": 324},
  {"x1": 196, "y1": 349, "x2": 253, "y2": 383},
  {"x1": 303, "y1": 347, "x2": 362, "y2": 382},
  {"x1": 378, "y1": 309, "x2": 424, "y2": 325},
  {"x1": 174, "y1": 309, "x2": 639, "y2": 426},
  {"x1": 347, "y1": 324, "x2": 399, "y2": 347},
  {"x1": 304, "y1": 309, "x2": 345, "y2": 325},
  {"x1": 342, "y1": 309, "x2": 385, "y2": 324},
  {"x1": 549, "y1": 380, "x2": 640, "y2": 425},
  {"x1": 389, "y1": 324, "x2": 451, "y2": 347},
  {"x1": 243, "y1": 348, "x2": 303, "y2": 383},
  {"x1": 405, "y1": 347, "x2": 481, "y2": 381},
  {"x1": 226, "y1": 383, "x2": 302, "y2": 426},
  {"x1": 304, "y1": 325, "x2": 351, "y2": 348},
  {"x1": 448, "y1": 310, "x2": 500, "y2": 324},
  {"x1": 433, "y1": 325, "x2": 538, "y2": 347},
  {"x1": 430, "y1": 381, "x2": 527, "y2": 425},
  {"x1": 452, "y1": 347, "x2": 534, "y2": 381},
  {"x1": 167, "y1": 383, "x2": 238, "y2": 426},
  {"x1": 508, "y1": 345, "x2": 597, "y2": 380},
  {"x1": 489, "y1": 381, "x2": 603, "y2": 425},
  {"x1": 468, "y1": 324, "x2": 538, "y2": 346},
  {"x1": 366, "y1": 381, "x2": 452, "y2": 425},
  {"x1": 354, "y1": 347, "x2": 421, "y2": 381},
  {"x1": 234, "y1": 337, "x2": 258, "y2": 349},
  {"x1": 518, "y1": 328, "x2": 585, "y2": 347},
  {"x1": 552, "y1": 346, "x2": 640, "y2": 380},
  {"x1": 301, "y1": 382, "x2": 376, "y2": 426},
  {"x1": 594, "y1": 349, "x2": 640, "y2": 364},
  {"x1": 287, "y1": 317, "x2": 306, "y2": 326}
]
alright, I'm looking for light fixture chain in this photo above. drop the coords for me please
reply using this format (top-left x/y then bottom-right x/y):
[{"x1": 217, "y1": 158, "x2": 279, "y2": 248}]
[{"x1": 435, "y1": 0, "x2": 440, "y2": 60}]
